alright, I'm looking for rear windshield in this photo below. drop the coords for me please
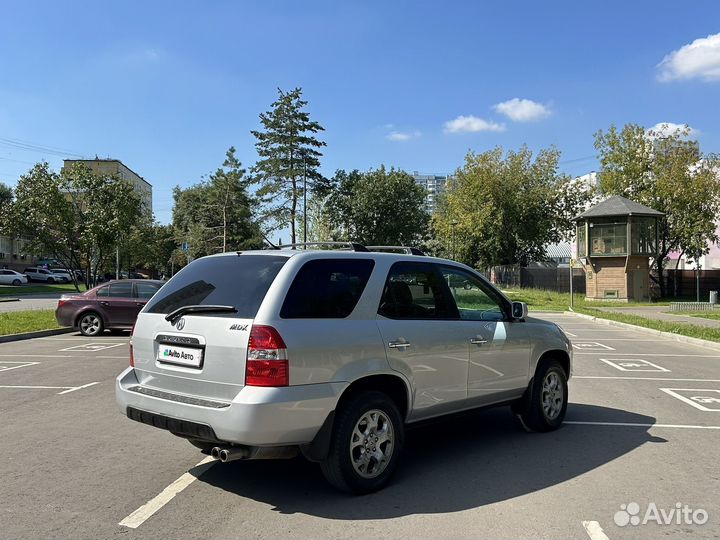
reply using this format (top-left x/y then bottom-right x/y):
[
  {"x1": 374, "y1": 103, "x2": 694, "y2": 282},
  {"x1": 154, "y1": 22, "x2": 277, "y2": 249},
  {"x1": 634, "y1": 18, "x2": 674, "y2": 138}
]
[{"x1": 144, "y1": 255, "x2": 287, "y2": 318}]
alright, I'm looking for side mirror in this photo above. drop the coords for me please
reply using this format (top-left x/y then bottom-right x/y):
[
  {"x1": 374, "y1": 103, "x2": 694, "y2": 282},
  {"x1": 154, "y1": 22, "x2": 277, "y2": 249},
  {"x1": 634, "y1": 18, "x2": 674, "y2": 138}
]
[{"x1": 512, "y1": 301, "x2": 528, "y2": 320}]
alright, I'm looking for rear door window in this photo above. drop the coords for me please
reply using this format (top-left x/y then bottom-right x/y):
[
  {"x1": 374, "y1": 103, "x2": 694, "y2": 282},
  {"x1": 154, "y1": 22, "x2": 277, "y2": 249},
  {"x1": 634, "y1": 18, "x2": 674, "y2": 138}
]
[
  {"x1": 378, "y1": 262, "x2": 458, "y2": 320},
  {"x1": 96, "y1": 286, "x2": 109, "y2": 297},
  {"x1": 145, "y1": 255, "x2": 287, "y2": 318},
  {"x1": 280, "y1": 259, "x2": 375, "y2": 318},
  {"x1": 108, "y1": 282, "x2": 133, "y2": 297},
  {"x1": 134, "y1": 282, "x2": 161, "y2": 299}
]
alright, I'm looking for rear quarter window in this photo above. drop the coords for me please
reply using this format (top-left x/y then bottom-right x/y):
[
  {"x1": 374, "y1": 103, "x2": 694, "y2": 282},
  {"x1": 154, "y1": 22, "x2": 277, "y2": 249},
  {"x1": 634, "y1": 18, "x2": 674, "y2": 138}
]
[
  {"x1": 280, "y1": 259, "x2": 375, "y2": 319},
  {"x1": 144, "y1": 255, "x2": 287, "y2": 318}
]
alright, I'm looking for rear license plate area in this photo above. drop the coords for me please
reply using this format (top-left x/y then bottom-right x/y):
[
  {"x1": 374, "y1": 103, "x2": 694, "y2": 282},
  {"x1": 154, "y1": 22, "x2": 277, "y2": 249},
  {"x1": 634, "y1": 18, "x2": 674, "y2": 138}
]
[{"x1": 157, "y1": 343, "x2": 203, "y2": 368}]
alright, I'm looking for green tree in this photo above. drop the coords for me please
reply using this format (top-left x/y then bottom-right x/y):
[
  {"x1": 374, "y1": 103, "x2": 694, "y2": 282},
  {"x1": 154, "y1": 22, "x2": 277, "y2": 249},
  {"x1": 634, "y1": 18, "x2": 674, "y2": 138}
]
[
  {"x1": 594, "y1": 123, "x2": 720, "y2": 297},
  {"x1": 172, "y1": 147, "x2": 262, "y2": 258},
  {"x1": 1, "y1": 162, "x2": 142, "y2": 291},
  {"x1": 0, "y1": 183, "x2": 12, "y2": 210},
  {"x1": 125, "y1": 223, "x2": 177, "y2": 278},
  {"x1": 326, "y1": 167, "x2": 429, "y2": 245},
  {"x1": 434, "y1": 146, "x2": 589, "y2": 268},
  {"x1": 251, "y1": 88, "x2": 327, "y2": 244}
]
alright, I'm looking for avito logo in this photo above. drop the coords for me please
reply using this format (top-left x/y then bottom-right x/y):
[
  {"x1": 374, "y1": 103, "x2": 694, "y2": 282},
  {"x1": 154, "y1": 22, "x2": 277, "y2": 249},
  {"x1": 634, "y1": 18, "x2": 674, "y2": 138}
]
[{"x1": 163, "y1": 349, "x2": 195, "y2": 361}]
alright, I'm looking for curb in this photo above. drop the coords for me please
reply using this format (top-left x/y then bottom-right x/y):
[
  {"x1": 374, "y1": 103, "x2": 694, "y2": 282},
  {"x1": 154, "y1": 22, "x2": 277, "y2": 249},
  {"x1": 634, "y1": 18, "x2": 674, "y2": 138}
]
[
  {"x1": 0, "y1": 298, "x2": 20, "y2": 303},
  {"x1": 0, "y1": 327, "x2": 74, "y2": 344},
  {"x1": 564, "y1": 311, "x2": 720, "y2": 353}
]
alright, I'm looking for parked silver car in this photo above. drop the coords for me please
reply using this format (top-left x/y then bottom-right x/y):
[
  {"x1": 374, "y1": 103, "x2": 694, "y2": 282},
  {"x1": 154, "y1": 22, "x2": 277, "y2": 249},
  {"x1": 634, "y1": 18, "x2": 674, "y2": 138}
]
[{"x1": 116, "y1": 244, "x2": 572, "y2": 493}]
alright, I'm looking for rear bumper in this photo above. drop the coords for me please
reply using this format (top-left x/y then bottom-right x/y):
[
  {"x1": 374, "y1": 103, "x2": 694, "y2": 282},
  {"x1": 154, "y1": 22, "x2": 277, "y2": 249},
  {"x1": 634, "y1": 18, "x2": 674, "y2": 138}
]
[
  {"x1": 115, "y1": 367, "x2": 347, "y2": 446},
  {"x1": 55, "y1": 305, "x2": 74, "y2": 328}
]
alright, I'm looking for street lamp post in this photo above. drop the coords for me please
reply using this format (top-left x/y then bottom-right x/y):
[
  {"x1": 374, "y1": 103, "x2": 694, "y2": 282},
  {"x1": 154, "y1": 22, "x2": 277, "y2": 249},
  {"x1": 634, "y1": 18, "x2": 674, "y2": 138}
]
[
  {"x1": 450, "y1": 220, "x2": 458, "y2": 260},
  {"x1": 303, "y1": 158, "x2": 308, "y2": 245}
]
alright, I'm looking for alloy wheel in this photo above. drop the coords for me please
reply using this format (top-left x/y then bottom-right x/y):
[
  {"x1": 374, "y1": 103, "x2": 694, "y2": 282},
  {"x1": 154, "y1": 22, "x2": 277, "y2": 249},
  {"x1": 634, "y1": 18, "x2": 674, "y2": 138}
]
[{"x1": 349, "y1": 409, "x2": 395, "y2": 479}]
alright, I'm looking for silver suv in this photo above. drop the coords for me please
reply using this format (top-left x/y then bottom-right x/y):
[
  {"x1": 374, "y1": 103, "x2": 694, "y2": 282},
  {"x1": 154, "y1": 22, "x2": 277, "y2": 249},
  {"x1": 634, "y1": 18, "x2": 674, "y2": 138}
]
[{"x1": 116, "y1": 244, "x2": 572, "y2": 493}]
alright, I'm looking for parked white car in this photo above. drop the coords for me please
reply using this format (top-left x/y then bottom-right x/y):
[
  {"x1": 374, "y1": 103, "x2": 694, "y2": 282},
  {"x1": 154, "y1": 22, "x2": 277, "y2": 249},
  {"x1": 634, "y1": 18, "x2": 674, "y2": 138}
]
[
  {"x1": 0, "y1": 269, "x2": 28, "y2": 286},
  {"x1": 24, "y1": 267, "x2": 67, "y2": 283},
  {"x1": 50, "y1": 269, "x2": 73, "y2": 282}
]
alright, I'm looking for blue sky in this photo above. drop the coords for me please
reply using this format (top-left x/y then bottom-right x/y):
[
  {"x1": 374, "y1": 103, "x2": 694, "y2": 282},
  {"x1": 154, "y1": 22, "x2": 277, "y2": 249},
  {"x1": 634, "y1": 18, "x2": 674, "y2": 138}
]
[{"x1": 1, "y1": 1, "x2": 719, "y2": 230}]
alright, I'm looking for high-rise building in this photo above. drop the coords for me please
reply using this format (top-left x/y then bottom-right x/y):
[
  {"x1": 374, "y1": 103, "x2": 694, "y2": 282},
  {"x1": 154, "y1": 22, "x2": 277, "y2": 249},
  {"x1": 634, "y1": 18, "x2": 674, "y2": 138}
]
[
  {"x1": 62, "y1": 158, "x2": 153, "y2": 216},
  {"x1": 412, "y1": 173, "x2": 452, "y2": 213}
]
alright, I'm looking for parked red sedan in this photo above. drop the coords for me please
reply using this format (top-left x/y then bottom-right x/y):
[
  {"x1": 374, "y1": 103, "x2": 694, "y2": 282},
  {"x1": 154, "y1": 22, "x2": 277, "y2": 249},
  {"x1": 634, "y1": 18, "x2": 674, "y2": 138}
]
[{"x1": 55, "y1": 279, "x2": 164, "y2": 336}]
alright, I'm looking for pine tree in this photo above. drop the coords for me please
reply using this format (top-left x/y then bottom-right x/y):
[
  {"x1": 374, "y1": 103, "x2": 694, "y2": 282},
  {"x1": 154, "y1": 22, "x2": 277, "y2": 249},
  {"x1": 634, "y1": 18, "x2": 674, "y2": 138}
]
[{"x1": 251, "y1": 88, "x2": 327, "y2": 245}]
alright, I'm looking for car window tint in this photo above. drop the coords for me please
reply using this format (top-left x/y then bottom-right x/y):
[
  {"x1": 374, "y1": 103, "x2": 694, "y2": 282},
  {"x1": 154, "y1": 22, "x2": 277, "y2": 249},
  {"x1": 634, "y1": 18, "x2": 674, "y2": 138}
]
[
  {"x1": 0, "y1": 270, "x2": 9, "y2": 275},
  {"x1": 145, "y1": 255, "x2": 287, "y2": 318},
  {"x1": 280, "y1": 259, "x2": 375, "y2": 319},
  {"x1": 135, "y1": 282, "x2": 161, "y2": 299},
  {"x1": 439, "y1": 265, "x2": 507, "y2": 321},
  {"x1": 108, "y1": 282, "x2": 133, "y2": 298},
  {"x1": 378, "y1": 262, "x2": 458, "y2": 320},
  {"x1": 96, "y1": 286, "x2": 109, "y2": 297}
]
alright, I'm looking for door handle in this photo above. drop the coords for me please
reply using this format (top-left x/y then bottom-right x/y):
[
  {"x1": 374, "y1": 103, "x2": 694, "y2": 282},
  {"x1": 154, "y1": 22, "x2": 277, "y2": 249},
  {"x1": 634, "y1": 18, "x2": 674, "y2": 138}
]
[
  {"x1": 135, "y1": 302, "x2": 144, "y2": 307},
  {"x1": 388, "y1": 340, "x2": 411, "y2": 349},
  {"x1": 470, "y1": 337, "x2": 488, "y2": 345},
  {"x1": 100, "y1": 301, "x2": 110, "y2": 306}
]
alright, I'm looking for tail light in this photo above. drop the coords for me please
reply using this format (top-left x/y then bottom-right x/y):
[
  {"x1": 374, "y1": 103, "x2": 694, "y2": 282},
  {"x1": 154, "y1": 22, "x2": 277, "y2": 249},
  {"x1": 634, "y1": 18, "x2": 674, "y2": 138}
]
[
  {"x1": 129, "y1": 324, "x2": 135, "y2": 367},
  {"x1": 246, "y1": 325, "x2": 288, "y2": 386},
  {"x1": 57, "y1": 299, "x2": 68, "y2": 309}
]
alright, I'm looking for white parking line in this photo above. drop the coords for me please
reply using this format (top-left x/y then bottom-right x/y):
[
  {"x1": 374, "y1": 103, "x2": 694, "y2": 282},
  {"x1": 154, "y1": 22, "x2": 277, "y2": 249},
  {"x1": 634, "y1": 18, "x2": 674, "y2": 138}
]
[
  {"x1": 0, "y1": 362, "x2": 39, "y2": 372},
  {"x1": 573, "y1": 342, "x2": 615, "y2": 351},
  {"x1": 118, "y1": 456, "x2": 216, "y2": 529},
  {"x1": 59, "y1": 343, "x2": 124, "y2": 352},
  {"x1": 600, "y1": 358, "x2": 670, "y2": 373},
  {"x1": 57, "y1": 382, "x2": 100, "y2": 394},
  {"x1": 582, "y1": 520, "x2": 609, "y2": 540},
  {"x1": 660, "y1": 388, "x2": 720, "y2": 412},
  {"x1": 574, "y1": 376, "x2": 720, "y2": 382},
  {"x1": 567, "y1": 421, "x2": 720, "y2": 430},
  {"x1": 0, "y1": 382, "x2": 99, "y2": 394},
  {"x1": 0, "y1": 354, "x2": 74, "y2": 358},
  {"x1": 574, "y1": 353, "x2": 720, "y2": 357}
]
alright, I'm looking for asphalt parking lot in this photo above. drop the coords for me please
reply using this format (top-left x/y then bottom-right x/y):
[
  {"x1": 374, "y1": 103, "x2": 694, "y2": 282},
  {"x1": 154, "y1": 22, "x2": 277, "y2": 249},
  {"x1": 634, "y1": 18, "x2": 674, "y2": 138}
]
[{"x1": 0, "y1": 314, "x2": 719, "y2": 540}]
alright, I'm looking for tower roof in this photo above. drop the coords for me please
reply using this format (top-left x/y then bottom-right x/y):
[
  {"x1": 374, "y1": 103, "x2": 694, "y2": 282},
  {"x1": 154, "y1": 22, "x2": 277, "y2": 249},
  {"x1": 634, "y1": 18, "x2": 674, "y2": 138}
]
[{"x1": 573, "y1": 195, "x2": 664, "y2": 220}]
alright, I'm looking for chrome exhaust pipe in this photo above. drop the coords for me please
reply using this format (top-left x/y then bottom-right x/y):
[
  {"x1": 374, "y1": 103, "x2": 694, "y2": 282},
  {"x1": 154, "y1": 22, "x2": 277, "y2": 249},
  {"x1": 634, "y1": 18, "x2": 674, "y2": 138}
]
[
  {"x1": 210, "y1": 446, "x2": 223, "y2": 460},
  {"x1": 218, "y1": 447, "x2": 250, "y2": 462}
]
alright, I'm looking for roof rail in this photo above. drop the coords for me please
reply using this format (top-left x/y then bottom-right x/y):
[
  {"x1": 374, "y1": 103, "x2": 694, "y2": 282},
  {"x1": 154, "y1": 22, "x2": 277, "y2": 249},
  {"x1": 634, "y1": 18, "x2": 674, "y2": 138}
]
[
  {"x1": 366, "y1": 246, "x2": 426, "y2": 256},
  {"x1": 271, "y1": 242, "x2": 370, "y2": 252}
]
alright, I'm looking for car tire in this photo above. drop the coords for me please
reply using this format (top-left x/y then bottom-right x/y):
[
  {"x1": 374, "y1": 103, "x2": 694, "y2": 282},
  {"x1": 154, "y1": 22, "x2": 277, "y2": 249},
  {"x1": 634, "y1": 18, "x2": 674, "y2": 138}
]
[
  {"x1": 514, "y1": 359, "x2": 568, "y2": 432},
  {"x1": 78, "y1": 312, "x2": 104, "y2": 337},
  {"x1": 47, "y1": 277, "x2": 55, "y2": 284},
  {"x1": 320, "y1": 390, "x2": 403, "y2": 494},
  {"x1": 12, "y1": 279, "x2": 21, "y2": 286}
]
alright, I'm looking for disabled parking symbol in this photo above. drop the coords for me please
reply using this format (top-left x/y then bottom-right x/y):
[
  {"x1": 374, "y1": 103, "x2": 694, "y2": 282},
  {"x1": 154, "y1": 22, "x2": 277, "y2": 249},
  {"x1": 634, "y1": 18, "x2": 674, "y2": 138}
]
[{"x1": 660, "y1": 388, "x2": 720, "y2": 412}]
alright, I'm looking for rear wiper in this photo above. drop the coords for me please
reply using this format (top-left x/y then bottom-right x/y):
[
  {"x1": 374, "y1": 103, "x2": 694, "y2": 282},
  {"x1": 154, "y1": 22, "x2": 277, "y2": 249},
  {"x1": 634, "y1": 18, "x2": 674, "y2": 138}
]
[{"x1": 165, "y1": 305, "x2": 238, "y2": 324}]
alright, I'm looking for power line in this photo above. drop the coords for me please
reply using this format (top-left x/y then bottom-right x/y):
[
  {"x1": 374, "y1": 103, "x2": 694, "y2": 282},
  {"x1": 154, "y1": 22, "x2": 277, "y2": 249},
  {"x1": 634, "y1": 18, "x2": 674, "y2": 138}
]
[
  {"x1": 559, "y1": 154, "x2": 597, "y2": 165},
  {"x1": 0, "y1": 135, "x2": 85, "y2": 159}
]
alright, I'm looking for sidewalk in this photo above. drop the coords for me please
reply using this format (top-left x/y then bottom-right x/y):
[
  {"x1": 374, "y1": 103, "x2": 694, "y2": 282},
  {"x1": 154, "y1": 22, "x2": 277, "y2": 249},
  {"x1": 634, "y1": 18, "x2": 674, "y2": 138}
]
[{"x1": 596, "y1": 305, "x2": 720, "y2": 329}]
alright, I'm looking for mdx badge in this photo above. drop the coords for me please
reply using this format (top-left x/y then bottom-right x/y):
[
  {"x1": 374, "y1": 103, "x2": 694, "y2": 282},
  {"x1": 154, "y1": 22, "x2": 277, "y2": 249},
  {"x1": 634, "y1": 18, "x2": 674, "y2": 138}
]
[{"x1": 229, "y1": 324, "x2": 248, "y2": 331}]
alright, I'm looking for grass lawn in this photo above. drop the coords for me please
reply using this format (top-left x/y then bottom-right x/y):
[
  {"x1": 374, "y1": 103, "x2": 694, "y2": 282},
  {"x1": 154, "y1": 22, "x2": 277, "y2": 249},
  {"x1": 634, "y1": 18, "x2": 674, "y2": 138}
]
[
  {"x1": 0, "y1": 283, "x2": 81, "y2": 296},
  {"x1": 0, "y1": 309, "x2": 61, "y2": 335},
  {"x1": 497, "y1": 287, "x2": 720, "y2": 343},
  {"x1": 670, "y1": 310, "x2": 720, "y2": 321},
  {"x1": 501, "y1": 288, "x2": 673, "y2": 312},
  {"x1": 576, "y1": 307, "x2": 720, "y2": 343}
]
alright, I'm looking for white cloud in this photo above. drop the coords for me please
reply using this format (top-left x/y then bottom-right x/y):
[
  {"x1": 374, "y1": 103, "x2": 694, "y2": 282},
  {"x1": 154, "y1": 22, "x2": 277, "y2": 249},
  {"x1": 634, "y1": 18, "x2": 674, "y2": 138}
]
[
  {"x1": 443, "y1": 115, "x2": 506, "y2": 134},
  {"x1": 657, "y1": 32, "x2": 720, "y2": 82},
  {"x1": 647, "y1": 122, "x2": 700, "y2": 139},
  {"x1": 386, "y1": 130, "x2": 421, "y2": 141},
  {"x1": 493, "y1": 98, "x2": 551, "y2": 122}
]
